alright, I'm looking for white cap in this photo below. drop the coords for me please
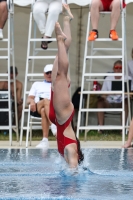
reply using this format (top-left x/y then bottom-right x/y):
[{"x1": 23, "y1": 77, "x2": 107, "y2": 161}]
[{"x1": 44, "y1": 64, "x2": 53, "y2": 73}]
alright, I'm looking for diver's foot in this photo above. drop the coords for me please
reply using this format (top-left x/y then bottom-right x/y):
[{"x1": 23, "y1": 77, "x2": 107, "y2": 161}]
[
  {"x1": 62, "y1": 3, "x2": 74, "y2": 21},
  {"x1": 55, "y1": 22, "x2": 67, "y2": 40}
]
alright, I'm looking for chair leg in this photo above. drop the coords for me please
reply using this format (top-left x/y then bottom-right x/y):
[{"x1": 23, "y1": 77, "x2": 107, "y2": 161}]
[
  {"x1": 26, "y1": 128, "x2": 29, "y2": 148},
  {"x1": 125, "y1": 114, "x2": 129, "y2": 135},
  {"x1": 26, "y1": 116, "x2": 31, "y2": 148},
  {"x1": 30, "y1": 119, "x2": 32, "y2": 146}
]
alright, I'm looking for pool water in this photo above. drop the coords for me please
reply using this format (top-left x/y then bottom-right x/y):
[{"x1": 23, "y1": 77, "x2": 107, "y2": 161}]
[{"x1": 0, "y1": 148, "x2": 133, "y2": 200}]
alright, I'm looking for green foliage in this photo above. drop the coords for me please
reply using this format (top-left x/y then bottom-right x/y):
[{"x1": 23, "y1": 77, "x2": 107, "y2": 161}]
[
  {"x1": 0, "y1": 130, "x2": 128, "y2": 141},
  {"x1": 0, "y1": 130, "x2": 55, "y2": 141},
  {"x1": 80, "y1": 130, "x2": 128, "y2": 141}
]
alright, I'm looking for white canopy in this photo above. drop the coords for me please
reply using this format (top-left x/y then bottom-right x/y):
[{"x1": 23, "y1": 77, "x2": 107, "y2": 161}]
[
  {"x1": 67, "y1": 0, "x2": 90, "y2": 6},
  {"x1": 14, "y1": 0, "x2": 133, "y2": 6},
  {"x1": 14, "y1": 0, "x2": 90, "y2": 6}
]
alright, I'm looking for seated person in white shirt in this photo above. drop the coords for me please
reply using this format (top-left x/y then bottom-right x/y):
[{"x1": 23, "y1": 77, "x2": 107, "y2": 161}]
[
  {"x1": 0, "y1": 0, "x2": 8, "y2": 39},
  {"x1": 27, "y1": 64, "x2": 57, "y2": 149},
  {"x1": 97, "y1": 60, "x2": 131, "y2": 133}
]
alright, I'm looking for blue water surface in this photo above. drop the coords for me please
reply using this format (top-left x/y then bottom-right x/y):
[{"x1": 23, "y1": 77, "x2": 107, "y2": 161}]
[{"x1": 0, "y1": 148, "x2": 133, "y2": 200}]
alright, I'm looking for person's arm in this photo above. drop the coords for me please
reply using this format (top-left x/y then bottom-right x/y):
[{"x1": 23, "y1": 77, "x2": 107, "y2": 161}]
[
  {"x1": 0, "y1": 81, "x2": 5, "y2": 89},
  {"x1": 27, "y1": 82, "x2": 37, "y2": 112},
  {"x1": 16, "y1": 81, "x2": 23, "y2": 105},
  {"x1": 27, "y1": 95, "x2": 36, "y2": 112}
]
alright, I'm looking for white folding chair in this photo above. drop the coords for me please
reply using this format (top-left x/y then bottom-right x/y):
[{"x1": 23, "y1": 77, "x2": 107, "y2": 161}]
[
  {"x1": 19, "y1": 0, "x2": 58, "y2": 146},
  {"x1": 0, "y1": 0, "x2": 19, "y2": 145},
  {"x1": 26, "y1": 105, "x2": 42, "y2": 148}
]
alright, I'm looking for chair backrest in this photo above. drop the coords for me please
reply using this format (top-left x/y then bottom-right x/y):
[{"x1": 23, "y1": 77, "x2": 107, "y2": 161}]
[
  {"x1": 0, "y1": 89, "x2": 9, "y2": 125},
  {"x1": 67, "y1": 0, "x2": 91, "y2": 6},
  {"x1": 0, "y1": 89, "x2": 8, "y2": 99},
  {"x1": 28, "y1": 105, "x2": 42, "y2": 131},
  {"x1": 67, "y1": 0, "x2": 131, "y2": 6},
  {"x1": 14, "y1": 0, "x2": 33, "y2": 6}
]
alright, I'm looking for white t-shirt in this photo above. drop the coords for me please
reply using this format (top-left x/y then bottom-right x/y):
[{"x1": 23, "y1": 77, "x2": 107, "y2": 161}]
[
  {"x1": 102, "y1": 76, "x2": 132, "y2": 103},
  {"x1": 29, "y1": 81, "x2": 51, "y2": 103},
  {"x1": 128, "y1": 60, "x2": 133, "y2": 91}
]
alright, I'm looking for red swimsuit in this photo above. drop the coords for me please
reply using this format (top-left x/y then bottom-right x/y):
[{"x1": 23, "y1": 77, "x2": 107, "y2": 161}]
[
  {"x1": 56, "y1": 110, "x2": 77, "y2": 156},
  {"x1": 100, "y1": 0, "x2": 126, "y2": 11},
  {"x1": 49, "y1": 89, "x2": 77, "y2": 157}
]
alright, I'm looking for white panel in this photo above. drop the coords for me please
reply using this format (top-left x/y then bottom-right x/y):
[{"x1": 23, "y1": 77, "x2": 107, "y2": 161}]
[
  {"x1": 126, "y1": 0, "x2": 133, "y2": 4},
  {"x1": 14, "y1": 0, "x2": 91, "y2": 6},
  {"x1": 14, "y1": 0, "x2": 32, "y2": 6},
  {"x1": 67, "y1": 0, "x2": 90, "y2": 6},
  {"x1": 13, "y1": 0, "x2": 133, "y2": 7}
]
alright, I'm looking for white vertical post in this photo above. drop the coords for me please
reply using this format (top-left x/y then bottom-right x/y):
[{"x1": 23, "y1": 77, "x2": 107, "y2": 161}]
[
  {"x1": 20, "y1": 12, "x2": 33, "y2": 146},
  {"x1": 76, "y1": 6, "x2": 90, "y2": 138},
  {"x1": 8, "y1": 10, "x2": 12, "y2": 145}
]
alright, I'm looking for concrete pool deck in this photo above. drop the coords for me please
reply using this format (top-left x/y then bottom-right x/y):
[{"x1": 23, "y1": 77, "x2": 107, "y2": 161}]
[{"x1": 0, "y1": 140, "x2": 124, "y2": 149}]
